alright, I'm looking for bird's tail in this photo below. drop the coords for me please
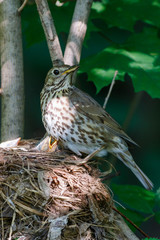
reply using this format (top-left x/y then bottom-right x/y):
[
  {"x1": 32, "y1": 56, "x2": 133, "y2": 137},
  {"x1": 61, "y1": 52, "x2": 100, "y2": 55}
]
[{"x1": 109, "y1": 141, "x2": 153, "y2": 190}]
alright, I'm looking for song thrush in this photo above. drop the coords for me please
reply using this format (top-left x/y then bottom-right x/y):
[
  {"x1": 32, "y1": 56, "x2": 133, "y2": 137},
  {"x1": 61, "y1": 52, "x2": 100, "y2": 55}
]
[{"x1": 40, "y1": 64, "x2": 153, "y2": 190}]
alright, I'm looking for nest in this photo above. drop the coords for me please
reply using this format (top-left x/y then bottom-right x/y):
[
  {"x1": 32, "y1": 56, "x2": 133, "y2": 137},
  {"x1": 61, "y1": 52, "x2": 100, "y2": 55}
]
[{"x1": 0, "y1": 139, "x2": 133, "y2": 240}]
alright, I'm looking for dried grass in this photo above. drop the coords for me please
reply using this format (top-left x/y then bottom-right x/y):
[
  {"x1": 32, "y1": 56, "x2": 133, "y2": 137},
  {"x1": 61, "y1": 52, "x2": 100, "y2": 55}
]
[{"x1": 0, "y1": 139, "x2": 125, "y2": 240}]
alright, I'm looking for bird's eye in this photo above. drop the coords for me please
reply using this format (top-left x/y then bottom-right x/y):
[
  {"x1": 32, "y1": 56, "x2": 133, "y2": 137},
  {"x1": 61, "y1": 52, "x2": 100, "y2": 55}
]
[{"x1": 53, "y1": 69, "x2": 59, "y2": 75}]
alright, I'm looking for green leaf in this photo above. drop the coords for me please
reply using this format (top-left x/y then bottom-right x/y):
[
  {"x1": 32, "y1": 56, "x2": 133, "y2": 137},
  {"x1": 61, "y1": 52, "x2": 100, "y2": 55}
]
[
  {"x1": 92, "y1": 0, "x2": 160, "y2": 31},
  {"x1": 116, "y1": 207, "x2": 145, "y2": 231},
  {"x1": 155, "y1": 187, "x2": 160, "y2": 207},
  {"x1": 91, "y1": 19, "x2": 131, "y2": 44},
  {"x1": 125, "y1": 27, "x2": 160, "y2": 55},
  {"x1": 111, "y1": 184, "x2": 155, "y2": 213},
  {"x1": 80, "y1": 45, "x2": 160, "y2": 98}
]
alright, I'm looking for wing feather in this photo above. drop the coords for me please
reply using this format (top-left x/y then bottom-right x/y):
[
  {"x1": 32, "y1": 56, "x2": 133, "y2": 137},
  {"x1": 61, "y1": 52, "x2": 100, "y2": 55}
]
[{"x1": 70, "y1": 87, "x2": 137, "y2": 146}]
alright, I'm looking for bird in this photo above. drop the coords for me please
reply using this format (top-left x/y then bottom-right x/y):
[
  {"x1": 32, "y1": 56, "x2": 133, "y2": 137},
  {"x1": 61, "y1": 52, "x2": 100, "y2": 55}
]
[{"x1": 40, "y1": 63, "x2": 153, "y2": 190}]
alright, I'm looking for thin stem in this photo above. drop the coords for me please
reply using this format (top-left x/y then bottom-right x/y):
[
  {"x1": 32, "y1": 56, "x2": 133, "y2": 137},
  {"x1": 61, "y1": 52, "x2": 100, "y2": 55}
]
[
  {"x1": 17, "y1": 0, "x2": 28, "y2": 13},
  {"x1": 8, "y1": 211, "x2": 16, "y2": 240},
  {"x1": 112, "y1": 206, "x2": 150, "y2": 238},
  {"x1": 103, "y1": 70, "x2": 118, "y2": 109}
]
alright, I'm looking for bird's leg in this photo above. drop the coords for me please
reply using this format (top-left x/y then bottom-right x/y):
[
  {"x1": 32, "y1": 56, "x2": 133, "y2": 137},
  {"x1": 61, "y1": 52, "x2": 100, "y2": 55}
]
[{"x1": 78, "y1": 146, "x2": 105, "y2": 165}]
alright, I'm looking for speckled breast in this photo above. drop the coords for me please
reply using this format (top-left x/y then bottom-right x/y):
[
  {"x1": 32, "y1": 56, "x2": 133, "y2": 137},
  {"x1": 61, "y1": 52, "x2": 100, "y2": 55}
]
[
  {"x1": 41, "y1": 92, "x2": 77, "y2": 140},
  {"x1": 41, "y1": 90, "x2": 108, "y2": 156}
]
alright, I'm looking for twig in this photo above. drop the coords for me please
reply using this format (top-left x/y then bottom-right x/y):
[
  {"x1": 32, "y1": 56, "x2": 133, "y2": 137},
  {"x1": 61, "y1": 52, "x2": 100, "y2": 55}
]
[
  {"x1": 64, "y1": 0, "x2": 93, "y2": 65},
  {"x1": 103, "y1": 70, "x2": 118, "y2": 109},
  {"x1": 8, "y1": 211, "x2": 16, "y2": 240},
  {"x1": 13, "y1": 200, "x2": 46, "y2": 216},
  {"x1": 35, "y1": 0, "x2": 63, "y2": 65},
  {"x1": 112, "y1": 206, "x2": 150, "y2": 238},
  {"x1": 1, "y1": 207, "x2": 4, "y2": 240},
  {"x1": 0, "y1": 190, "x2": 24, "y2": 217},
  {"x1": 17, "y1": 0, "x2": 28, "y2": 13}
]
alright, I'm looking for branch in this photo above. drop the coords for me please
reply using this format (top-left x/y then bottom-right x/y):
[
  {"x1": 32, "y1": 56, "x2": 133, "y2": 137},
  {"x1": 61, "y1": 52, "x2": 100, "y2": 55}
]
[
  {"x1": 112, "y1": 207, "x2": 149, "y2": 238},
  {"x1": 17, "y1": 0, "x2": 28, "y2": 13},
  {"x1": 103, "y1": 70, "x2": 118, "y2": 109},
  {"x1": 64, "y1": 0, "x2": 93, "y2": 65},
  {"x1": 35, "y1": 0, "x2": 64, "y2": 65}
]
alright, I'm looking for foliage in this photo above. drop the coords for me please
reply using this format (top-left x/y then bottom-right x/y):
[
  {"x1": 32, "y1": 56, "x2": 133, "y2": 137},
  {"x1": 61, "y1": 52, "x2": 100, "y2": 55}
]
[
  {"x1": 22, "y1": 0, "x2": 160, "y2": 98},
  {"x1": 112, "y1": 184, "x2": 160, "y2": 230},
  {"x1": 81, "y1": 0, "x2": 160, "y2": 98}
]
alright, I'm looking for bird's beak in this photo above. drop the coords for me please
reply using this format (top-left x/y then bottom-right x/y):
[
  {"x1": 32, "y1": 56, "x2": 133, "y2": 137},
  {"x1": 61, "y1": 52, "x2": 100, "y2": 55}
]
[{"x1": 61, "y1": 65, "x2": 79, "y2": 75}]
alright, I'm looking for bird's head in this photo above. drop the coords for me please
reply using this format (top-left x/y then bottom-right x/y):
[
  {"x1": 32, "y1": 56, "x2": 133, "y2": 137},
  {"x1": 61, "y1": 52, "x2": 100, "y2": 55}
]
[{"x1": 44, "y1": 64, "x2": 79, "y2": 90}]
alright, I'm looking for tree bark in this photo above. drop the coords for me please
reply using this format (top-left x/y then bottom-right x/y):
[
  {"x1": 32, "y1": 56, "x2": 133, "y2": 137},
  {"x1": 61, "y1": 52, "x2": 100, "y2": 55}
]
[
  {"x1": 64, "y1": 0, "x2": 93, "y2": 65},
  {"x1": 35, "y1": 0, "x2": 93, "y2": 67},
  {"x1": 0, "y1": 0, "x2": 24, "y2": 141},
  {"x1": 35, "y1": 0, "x2": 64, "y2": 65}
]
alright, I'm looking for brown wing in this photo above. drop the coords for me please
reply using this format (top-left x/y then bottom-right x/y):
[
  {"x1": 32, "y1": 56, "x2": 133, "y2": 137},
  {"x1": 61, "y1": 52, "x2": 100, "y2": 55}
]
[{"x1": 70, "y1": 87, "x2": 137, "y2": 146}]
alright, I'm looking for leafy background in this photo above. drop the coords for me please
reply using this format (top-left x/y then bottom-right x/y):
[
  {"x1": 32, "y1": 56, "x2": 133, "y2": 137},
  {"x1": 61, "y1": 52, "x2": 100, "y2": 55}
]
[{"x1": 4, "y1": 0, "x2": 160, "y2": 237}]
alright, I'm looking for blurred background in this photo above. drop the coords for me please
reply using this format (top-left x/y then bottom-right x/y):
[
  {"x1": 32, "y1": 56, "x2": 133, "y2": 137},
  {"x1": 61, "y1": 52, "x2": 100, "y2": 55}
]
[{"x1": 1, "y1": 0, "x2": 160, "y2": 237}]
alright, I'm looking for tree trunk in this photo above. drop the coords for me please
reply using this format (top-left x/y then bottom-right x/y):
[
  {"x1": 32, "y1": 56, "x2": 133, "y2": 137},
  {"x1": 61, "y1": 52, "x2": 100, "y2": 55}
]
[{"x1": 0, "y1": 0, "x2": 24, "y2": 141}]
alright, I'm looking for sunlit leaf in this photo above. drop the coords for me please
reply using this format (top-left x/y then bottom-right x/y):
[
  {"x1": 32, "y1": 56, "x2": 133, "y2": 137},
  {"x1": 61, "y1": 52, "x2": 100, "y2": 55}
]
[
  {"x1": 111, "y1": 184, "x2": 155, "y2": 213},
  {"x1": 80, "y1": 45, "x2": 160, "y2": 98}
]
